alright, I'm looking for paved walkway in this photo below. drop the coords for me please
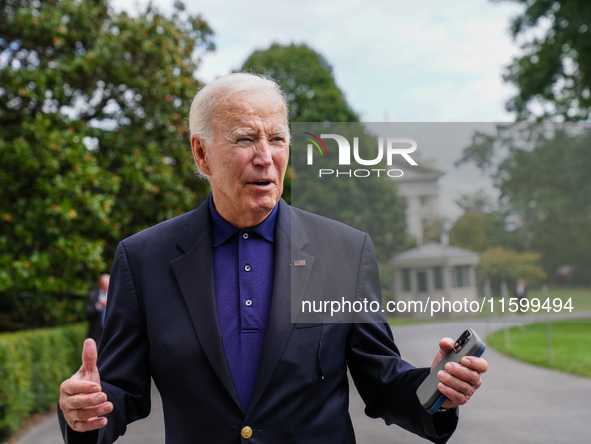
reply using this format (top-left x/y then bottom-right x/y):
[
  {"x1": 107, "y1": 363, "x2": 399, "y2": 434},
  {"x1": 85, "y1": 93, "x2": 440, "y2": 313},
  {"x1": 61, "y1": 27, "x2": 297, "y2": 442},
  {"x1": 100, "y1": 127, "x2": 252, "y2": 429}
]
[
  {"x1": 350, "y1": 320, "x2": 591, "y2": 443},
  {"x1": 16, "y1": 318, "x2": 591, "y2": 444}
]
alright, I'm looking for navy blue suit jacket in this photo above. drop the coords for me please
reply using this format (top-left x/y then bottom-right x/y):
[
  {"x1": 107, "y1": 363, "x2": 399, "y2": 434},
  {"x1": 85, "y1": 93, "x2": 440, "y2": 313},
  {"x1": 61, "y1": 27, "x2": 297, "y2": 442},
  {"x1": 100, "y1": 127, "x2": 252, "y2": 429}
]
[{"x1": 59, "y1": 198, "x2": 457, "y2": 443}]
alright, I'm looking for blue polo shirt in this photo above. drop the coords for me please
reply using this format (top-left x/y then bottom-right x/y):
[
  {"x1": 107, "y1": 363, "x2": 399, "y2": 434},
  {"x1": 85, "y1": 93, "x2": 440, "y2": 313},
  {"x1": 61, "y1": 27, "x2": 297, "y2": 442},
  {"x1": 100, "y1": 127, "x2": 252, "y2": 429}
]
[{"x1": 208, "y1": 194, "x2": 277, "y2": 410}]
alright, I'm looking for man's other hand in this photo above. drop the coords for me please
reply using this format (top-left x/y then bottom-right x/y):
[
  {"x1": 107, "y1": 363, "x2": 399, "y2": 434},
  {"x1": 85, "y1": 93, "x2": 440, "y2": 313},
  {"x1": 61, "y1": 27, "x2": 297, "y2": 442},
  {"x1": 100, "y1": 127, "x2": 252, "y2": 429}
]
[
  {"x1": 430, "y1": 337, "x2": 488, "y2": 409},
  {"x1": 59, "y1": 338, "x2": 113, "y2": 432}
]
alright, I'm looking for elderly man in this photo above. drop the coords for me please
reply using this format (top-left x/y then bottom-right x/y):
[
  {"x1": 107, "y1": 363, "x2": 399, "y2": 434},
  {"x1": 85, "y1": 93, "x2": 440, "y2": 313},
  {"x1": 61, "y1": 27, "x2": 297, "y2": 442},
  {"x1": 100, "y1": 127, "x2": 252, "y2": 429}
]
[{"x1": 58, "y1": 73, "x2": 487, "y2": 443}]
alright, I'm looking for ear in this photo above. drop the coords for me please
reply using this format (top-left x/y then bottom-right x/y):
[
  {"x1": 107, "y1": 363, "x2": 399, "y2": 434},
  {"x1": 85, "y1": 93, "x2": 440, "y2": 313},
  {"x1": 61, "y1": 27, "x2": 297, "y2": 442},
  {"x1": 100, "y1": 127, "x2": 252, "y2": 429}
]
[{"x1": 191, "y1": 134, "x2": 211, "y2": 176}]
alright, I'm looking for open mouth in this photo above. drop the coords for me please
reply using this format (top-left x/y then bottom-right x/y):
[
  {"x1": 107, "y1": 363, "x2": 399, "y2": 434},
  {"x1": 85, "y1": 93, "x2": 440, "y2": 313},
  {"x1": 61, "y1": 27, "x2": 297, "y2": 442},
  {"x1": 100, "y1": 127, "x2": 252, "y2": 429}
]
[{"x1": 250, "y1": 180, "x2": 271, "y2": 186}]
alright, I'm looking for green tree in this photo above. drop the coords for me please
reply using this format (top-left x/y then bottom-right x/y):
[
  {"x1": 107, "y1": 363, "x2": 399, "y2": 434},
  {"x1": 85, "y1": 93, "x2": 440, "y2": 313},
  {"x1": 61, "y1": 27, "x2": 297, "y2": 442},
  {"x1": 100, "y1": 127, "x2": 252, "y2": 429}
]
[
  {"x1": 459, "y1": 123, "x2": 591, "y2": 284},
  {"x1": 478, "y1": 246, "x2": 547, "y2": 289},
  {"x1": 0, "y1": 0, "x2": 214, "y2": 327},
  {"x1": 499, "y1": 0, "x2": 591, "y2": 120},
  {"x1": 449, "y1": 212, "x2": 490, "y2": 252},
  {"x1": 240, "y1": 44, "x2": 411, "y2": 261},
  {"x1": 449, "y1": 191, "x2": 523, "y2": 251},
  {"x1": 240, "y1": 43, "x2": 358, "y2": 123},
  {"x1": 449, "y1": 195, "x2": 547, "y2": 289},
  {"x1": 493, "y1": 127, "x2": 591, "y2": 284}
]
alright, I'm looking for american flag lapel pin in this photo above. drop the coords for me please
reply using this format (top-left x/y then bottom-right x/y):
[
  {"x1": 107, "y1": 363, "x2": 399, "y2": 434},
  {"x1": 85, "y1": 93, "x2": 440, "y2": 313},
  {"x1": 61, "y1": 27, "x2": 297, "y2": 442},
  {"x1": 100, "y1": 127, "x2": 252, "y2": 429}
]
[{"x1": 294, "y1": 260, "x2": 306, "y2": 267}]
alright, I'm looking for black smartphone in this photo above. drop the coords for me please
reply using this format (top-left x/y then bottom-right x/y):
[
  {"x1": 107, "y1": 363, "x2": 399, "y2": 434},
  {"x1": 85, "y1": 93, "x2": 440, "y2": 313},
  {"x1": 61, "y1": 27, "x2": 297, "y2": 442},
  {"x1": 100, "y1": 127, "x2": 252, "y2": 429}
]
[{"x1": 416, "y1": 328, "x2": 486, "y2": 414}]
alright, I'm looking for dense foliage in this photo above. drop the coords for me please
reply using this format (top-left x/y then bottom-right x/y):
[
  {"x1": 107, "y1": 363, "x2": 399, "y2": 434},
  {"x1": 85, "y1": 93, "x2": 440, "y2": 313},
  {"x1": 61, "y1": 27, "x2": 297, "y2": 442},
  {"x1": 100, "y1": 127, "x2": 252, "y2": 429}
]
[
  {"x1": 241, "y1": 42, "x2": 358, "y2": 123},
  {"x1": 0, "y1": 0, "x2": 214, "y2": 327},
  {"x1": 499, "y1": 0, "x2": 591, "y2": 120},
  {"x1": 456, "y1": 123, "x2": 591, "y2": 285},
  {"x1": 0, "y1": 323, "x2": 86, "y2": 438}
]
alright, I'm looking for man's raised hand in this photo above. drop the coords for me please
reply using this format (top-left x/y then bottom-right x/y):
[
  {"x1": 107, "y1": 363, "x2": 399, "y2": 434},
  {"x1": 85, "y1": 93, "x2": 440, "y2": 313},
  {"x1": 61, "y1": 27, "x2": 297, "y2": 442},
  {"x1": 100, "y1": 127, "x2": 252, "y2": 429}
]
[{"x1": 59, "y1": 338, "x2": 113, "y2": 432}]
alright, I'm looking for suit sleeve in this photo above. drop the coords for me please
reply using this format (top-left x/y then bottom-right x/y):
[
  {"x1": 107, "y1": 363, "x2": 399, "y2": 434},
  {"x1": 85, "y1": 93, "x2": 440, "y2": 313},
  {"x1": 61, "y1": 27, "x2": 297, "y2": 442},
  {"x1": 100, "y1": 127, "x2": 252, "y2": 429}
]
[
  {"x1": 58, "y1": 242, "x2": 152, "y2": 444},
  {"x1": 346, "y1": 234, "x2": 457, "y2": 444}
]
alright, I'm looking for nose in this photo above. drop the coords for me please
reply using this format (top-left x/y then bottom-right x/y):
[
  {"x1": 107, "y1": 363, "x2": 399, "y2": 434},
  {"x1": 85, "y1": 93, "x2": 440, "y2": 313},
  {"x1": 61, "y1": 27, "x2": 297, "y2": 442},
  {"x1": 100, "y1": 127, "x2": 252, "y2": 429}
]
[{"x1": 253, "y1": 141, "x2": 273, "y2": 167}]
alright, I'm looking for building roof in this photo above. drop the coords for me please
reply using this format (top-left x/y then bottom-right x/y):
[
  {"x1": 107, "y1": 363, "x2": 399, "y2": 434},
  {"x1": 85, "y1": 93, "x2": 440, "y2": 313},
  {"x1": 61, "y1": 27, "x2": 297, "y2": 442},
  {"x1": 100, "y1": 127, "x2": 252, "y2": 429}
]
[{"x1": 393, "y1": 241, "x2": 479, "y2": 261}]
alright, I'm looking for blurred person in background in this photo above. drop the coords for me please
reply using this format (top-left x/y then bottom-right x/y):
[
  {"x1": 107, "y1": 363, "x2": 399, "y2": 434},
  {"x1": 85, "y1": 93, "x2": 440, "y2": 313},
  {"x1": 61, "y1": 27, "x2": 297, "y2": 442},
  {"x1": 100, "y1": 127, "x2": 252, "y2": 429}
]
[
  {"x1": 515, "y1": 278, "x2": 527, "y2": 313},
  {"x1": 85, "y1": 274, "x2": 109, "y2": 344}
]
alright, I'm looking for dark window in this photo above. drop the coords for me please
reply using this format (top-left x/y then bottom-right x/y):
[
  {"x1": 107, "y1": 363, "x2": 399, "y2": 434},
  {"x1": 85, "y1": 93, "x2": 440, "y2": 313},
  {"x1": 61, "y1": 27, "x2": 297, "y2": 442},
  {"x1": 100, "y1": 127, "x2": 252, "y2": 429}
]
[
  {"x1": 434, "y1": 267, "x2": 443, "y2": 290},
  {"x1": 417, "y1": 271, "x2": 428, "y2": 293},
  {"x1": 454, "y1": 266, "x2": 463, "y2": 288},
  {"x1": 453, "y1": 266, "x2": 470, "y2": 288},
  {"x1": 402, "y1": 269, "x2": 411, "y2": 292}
]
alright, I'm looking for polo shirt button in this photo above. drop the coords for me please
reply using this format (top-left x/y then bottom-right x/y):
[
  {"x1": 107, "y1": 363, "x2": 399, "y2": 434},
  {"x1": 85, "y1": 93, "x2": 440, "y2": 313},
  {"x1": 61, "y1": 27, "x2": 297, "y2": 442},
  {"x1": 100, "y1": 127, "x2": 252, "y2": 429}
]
[
  {"x1": 244, "y1": 264, "x2": 251, "y2": 272},
  {"x1": 243, "y1": 233, "x2": 249, "y2": 239},
  {"x1": 241, "y1": 426, "x2": 253, "y2": 439},
  {"x1": 245, "y1": 300, "x2": 252, "y2": 307}
]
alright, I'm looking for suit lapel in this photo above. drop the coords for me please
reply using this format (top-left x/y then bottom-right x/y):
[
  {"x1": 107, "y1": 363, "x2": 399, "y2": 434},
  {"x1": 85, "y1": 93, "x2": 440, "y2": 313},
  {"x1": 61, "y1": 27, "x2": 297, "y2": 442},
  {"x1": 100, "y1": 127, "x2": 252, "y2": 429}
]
[
  {"x1": 246, "y1": 200, "x2": 315, "y2": 417},
  {"x1": 170, "y1": 200, "x2": 243, "y2": 412},
  {"x1": 171, "y1": 199, "x2": 316, "y2": 417}
]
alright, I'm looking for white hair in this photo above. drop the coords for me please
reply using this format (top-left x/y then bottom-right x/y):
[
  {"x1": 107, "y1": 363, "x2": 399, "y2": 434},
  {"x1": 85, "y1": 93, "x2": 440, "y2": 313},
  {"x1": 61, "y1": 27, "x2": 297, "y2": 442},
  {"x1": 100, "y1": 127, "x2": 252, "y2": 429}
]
[{"x1": 189, "y1": 73, "x2": 290, "y2": 180}]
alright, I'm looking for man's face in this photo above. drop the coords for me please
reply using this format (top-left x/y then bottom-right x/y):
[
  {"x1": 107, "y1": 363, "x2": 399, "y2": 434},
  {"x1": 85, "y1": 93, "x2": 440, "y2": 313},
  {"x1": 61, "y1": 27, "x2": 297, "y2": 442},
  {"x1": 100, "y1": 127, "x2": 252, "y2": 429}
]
[{"x1": 191, "y1": 91, "x2": 289, "y2": 228}]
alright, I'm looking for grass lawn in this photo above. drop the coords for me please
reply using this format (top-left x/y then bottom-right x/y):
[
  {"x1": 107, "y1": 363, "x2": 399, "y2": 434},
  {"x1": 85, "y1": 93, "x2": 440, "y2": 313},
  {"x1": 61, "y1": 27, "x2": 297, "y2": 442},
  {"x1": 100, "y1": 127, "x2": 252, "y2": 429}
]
[
  {"x1": 521, "y1": 286, "x2": 591, "y2": 311},
  {"x1": 486, "y1": 321, "x2": 591, "y2": 378}
]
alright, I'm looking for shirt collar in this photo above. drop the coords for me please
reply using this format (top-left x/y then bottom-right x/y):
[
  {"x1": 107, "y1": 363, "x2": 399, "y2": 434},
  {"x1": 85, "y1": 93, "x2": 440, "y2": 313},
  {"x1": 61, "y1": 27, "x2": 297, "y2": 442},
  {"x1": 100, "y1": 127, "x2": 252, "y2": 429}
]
[{"x1": 208, "y1": 193, "x2": 278, "y2": 247}]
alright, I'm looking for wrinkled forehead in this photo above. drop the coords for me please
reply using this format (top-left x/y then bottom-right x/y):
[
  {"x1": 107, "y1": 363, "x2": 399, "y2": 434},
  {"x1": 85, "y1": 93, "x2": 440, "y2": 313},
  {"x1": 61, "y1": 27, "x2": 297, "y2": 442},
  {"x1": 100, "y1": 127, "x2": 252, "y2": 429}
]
[{"x1": 211, "y1": 90, "x2": 288, "y2": 128}]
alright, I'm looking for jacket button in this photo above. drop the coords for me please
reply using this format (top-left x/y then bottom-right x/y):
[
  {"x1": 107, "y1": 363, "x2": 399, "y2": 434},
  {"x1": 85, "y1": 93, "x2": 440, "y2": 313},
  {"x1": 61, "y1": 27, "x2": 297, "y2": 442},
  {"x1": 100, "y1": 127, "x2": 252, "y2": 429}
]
[{"x1": 241, "y1": 426, "x2": 253, "y2": 439}]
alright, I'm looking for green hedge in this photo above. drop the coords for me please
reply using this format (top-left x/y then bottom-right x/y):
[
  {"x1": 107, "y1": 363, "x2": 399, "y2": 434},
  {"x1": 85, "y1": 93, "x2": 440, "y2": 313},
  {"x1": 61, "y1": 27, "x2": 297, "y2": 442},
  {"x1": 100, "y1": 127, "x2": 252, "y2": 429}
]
[{"x1": 0, "y1": 323, "x2": 87, "y2": 439}]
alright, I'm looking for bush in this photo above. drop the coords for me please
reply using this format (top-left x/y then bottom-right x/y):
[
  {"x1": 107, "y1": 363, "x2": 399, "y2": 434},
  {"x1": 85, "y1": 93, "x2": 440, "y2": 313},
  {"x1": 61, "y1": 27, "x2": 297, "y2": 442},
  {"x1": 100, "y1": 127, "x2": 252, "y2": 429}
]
[
  {"x1": 0, "y1": 291, "x2": 85, "y2": 332},
  {"x1": 0, "y1": 323, "x2": 86, "y2": 439}
]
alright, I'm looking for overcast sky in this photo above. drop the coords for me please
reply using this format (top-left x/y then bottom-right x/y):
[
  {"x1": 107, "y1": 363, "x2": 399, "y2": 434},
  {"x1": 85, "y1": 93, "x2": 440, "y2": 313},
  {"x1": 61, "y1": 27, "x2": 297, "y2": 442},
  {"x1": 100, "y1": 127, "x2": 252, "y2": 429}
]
[
  {"x1": 114, "y1": 0, "x2": 525, "y2": 122},
  {"x1": 113, "y1": 0, "x2": 526, "y2": 221}
]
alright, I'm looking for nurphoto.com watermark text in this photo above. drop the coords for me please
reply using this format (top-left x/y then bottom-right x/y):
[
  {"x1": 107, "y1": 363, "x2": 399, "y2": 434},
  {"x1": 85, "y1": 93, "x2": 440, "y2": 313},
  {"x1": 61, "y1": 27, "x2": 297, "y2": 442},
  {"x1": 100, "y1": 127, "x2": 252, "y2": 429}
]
[{"x1": 301, "y1": 297, "x2": 574, "y2": 318}]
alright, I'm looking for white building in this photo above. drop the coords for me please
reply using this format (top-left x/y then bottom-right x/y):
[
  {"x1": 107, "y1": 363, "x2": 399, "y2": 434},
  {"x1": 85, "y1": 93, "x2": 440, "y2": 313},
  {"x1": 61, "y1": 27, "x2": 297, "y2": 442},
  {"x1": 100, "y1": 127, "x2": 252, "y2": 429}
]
[
  {"x1": 392, "y1": 242, "x2": 480, "y2": 317},
  {"x1": 390, "y1": 159, "x2": 444, "y2": 243}
]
